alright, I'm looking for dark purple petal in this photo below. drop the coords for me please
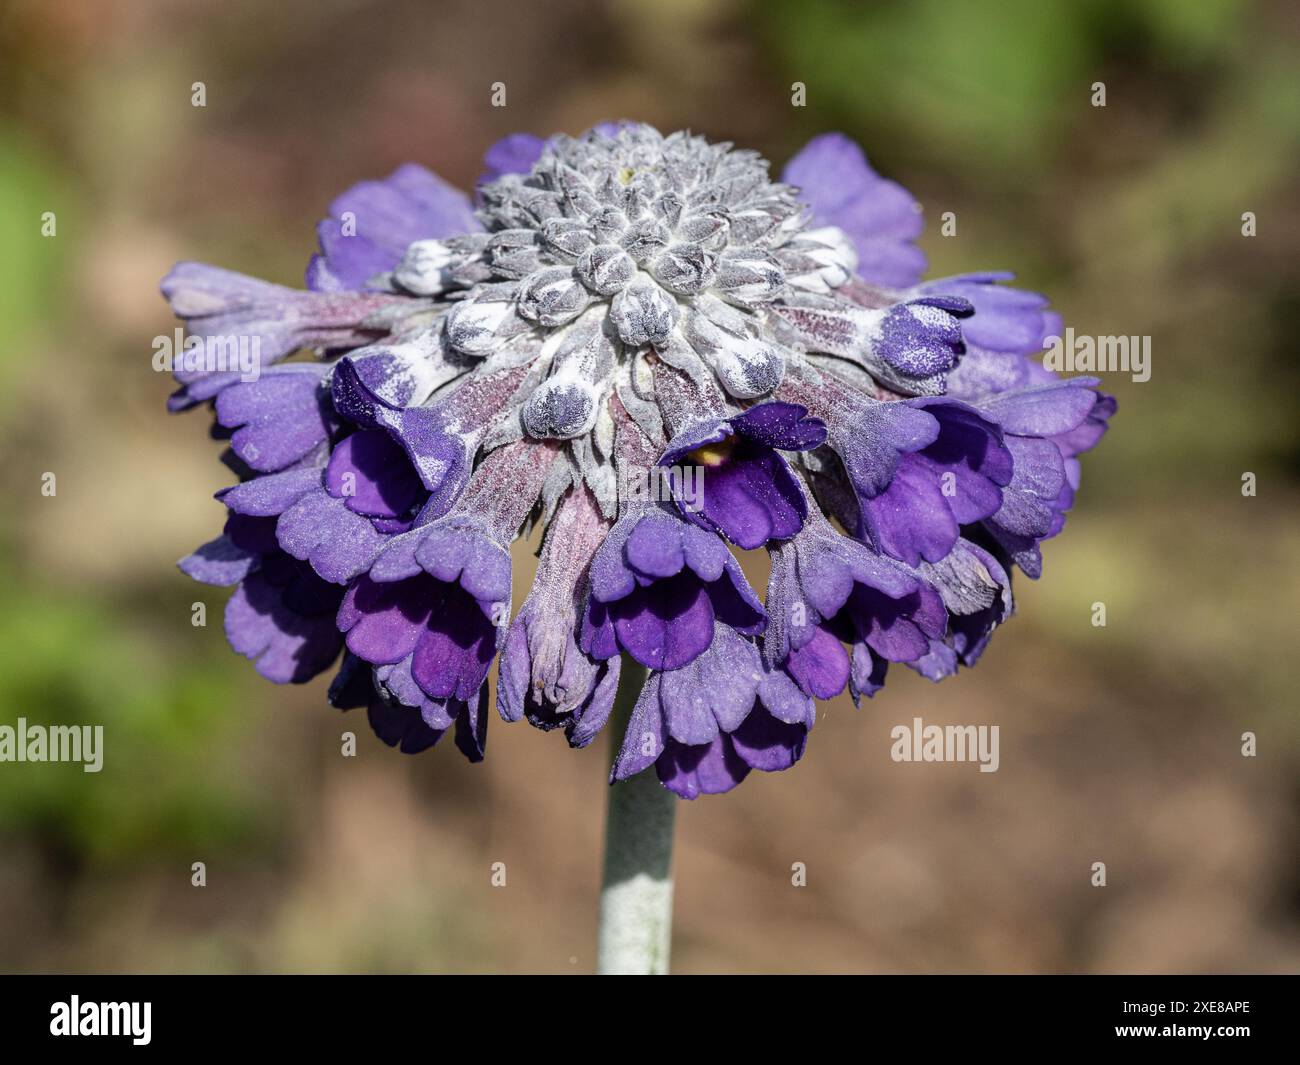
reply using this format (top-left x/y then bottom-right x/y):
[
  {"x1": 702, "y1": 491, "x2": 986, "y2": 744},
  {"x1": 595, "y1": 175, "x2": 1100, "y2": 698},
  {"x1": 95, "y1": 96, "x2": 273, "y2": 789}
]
[
  {"x1": 610, "y1": 571, "x2": 716, "y2": 671},
  {"x1": 730, "y1": 704, "x2": 808, "y2": 772},
  {"x1": 328, "y1": 651, "x2": 375, "y2": 709},
  {"x1": 410, "y1": 586, "x2": 499, "y2": 702},
  {"x1": 453, "y1": 688, "x2": 490, "y2": 762},
  {"x1": 365, "y1": 697, "x2": 443, "y2": 755},
  {"x1": 660, "y1": 402, "x2": 825, "y2": 549},
  {"x1": 692, "y1": 445, "x2": 806, "y2": 548},
  {"x1": 655, "y1": 734, "x2": 751, "y2": 799},
  {"x1": 829, "y1": 398, "x2": 940, "y2": 501},
  {"x1": 338, "y1": 574, "x2": 432, "y2": 666},
  {"x1": 767, "y1": 513, "x2": 944, "y2": 692},
  {"x1": 908, "y1": 397, "x2": 1013, "y2": 523},
  {"x1": 729, "y1": 402, "x2": 827, "y2": 451},
  {"x1": 585, "y1": 508, "x2": 765, "y2": 668},
  {"x1": 325, "y1": 429, "x2": 423, "y2": 519},
  {"x1": 854, "y1": 398, "x2": 1009, "y2": 566},
  {"x1": 858, "y1": 457, "x2": 960, "y2": 566}
]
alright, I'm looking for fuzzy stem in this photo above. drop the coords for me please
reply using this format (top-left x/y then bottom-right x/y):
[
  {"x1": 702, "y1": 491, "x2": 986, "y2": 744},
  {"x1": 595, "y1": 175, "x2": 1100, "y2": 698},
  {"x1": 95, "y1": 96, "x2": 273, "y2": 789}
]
[{"x1": 596, "y1": 657, "x2": 677, "y2": 975}]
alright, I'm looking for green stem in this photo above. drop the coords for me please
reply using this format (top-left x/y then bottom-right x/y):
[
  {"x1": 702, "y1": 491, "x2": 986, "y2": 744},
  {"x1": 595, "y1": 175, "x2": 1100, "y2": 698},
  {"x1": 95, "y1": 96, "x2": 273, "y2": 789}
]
[{"x1": 596, "y1": 657, "x2": 677, "y2": 975}]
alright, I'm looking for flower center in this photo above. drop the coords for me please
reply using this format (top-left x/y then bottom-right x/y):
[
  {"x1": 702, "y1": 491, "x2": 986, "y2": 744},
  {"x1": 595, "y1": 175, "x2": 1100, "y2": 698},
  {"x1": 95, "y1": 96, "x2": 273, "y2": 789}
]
[{"x1": 688, "y1": 437, "x2": 738, "y2": 467}]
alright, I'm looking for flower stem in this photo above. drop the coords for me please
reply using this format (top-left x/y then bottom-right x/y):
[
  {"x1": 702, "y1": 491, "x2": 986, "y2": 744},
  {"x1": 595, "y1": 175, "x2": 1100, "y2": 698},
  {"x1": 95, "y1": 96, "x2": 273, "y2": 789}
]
[{"x1": 596, "y1": 657, "x2": 677, "y2": 975}]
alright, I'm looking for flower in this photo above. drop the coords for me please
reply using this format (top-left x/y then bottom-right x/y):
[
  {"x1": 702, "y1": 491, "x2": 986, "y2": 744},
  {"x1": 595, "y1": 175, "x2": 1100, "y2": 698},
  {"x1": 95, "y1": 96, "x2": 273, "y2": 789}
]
[
  {"x1": 608, "y1": 626, "x2": 816, "y2": 799},
  {"x1": 657, "y1": 398, "x2": 827, "y2": 549},
  {"x1": 166, "y1": 122, "x2": 1112, "y2": 794}
]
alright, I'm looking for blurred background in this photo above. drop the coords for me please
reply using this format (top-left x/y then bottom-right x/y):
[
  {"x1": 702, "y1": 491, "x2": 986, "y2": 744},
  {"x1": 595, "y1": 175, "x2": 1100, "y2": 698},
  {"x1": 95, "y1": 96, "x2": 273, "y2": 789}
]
[{"x1": 0, "y1": 0, "x2": 1297, "y2": 974}]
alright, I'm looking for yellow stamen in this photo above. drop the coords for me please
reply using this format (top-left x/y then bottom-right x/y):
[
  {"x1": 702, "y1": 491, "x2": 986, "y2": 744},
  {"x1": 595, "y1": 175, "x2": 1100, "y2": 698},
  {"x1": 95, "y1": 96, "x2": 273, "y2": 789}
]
[{"x1": 687, "y1": 437, "x2": 737, "y2": 467}]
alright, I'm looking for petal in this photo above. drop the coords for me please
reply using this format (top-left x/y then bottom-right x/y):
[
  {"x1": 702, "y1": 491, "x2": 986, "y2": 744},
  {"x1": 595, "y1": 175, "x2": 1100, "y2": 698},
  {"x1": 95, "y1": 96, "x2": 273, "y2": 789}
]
[
  {"x1": 610, "y1": 673, "x2": 667, "y2": 782},
  {"x1": 215, "y1": 364, "x2": 331, "y2": 473},
  {"x1": 225, "y1": 570, "x2": 343, "y2": 683},
  {"x1": 612, "y1": 572, "x2": 716, "y2": 670},
  {"x1": 325, "y1": 430, "x2": 423, "y2": 519},
  {"x1": 785, "y1": 625, "x2": 850, "y2": 699},
  {"x1": 479, "y1": 133, "x2": 547, "y2": 183},
  {"x1": 308, "y1": 163, "x2": 479, "y2": 291},
  {"x1": 782, "y1": 133, "x2": 926, "y2": 288},
  {"x1": 365, "y1": 697, "x2": 444, "y2": 754},
  {"x1": 859, "y1": 456, "x2": 960, "y2": 566},
  {"x1": 179, "y1": 534, "x2": 257, "y2": 587},
  {"x1": 219, "y1": 465, "x2": 323, "y2": 517},
  {"x1": 694, "y1": 445, "x2": 807, "y2": 549},
  {"x1": 978, "y1": 379, "x2": 1102, "y2": 438},
  {"x1": 339, "y1": 575, "x2": 432, "y2": 666},
  {"x1": 919, "y1": 273, "x2": 1053, "y2": 354},
  {"x1": 731, "y1": 705, "x2": 808, "y2": 772},
  {"x1": 276, "y1": 487, "x2": 390, "y2": 584},
  {"x1": 655, "y1": 735, "x2": 751, "y2": 799}
]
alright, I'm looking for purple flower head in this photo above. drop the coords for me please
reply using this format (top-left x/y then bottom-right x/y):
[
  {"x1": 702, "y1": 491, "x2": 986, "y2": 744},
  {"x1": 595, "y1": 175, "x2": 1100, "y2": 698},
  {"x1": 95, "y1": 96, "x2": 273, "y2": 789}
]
[
  {"x1": 165, "y1": 124, "x2": 1111, "y2": 789},
  {"x1": 658, "y1": 400, "x2": 826, "y2": 549}
]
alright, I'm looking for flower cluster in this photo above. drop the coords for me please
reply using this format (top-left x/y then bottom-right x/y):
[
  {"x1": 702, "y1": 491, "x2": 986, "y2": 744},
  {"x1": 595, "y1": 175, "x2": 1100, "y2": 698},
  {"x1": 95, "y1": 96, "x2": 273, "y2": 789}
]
[{"x1": 168, "y1": 123, "x2": 1113, "y2": 797}]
